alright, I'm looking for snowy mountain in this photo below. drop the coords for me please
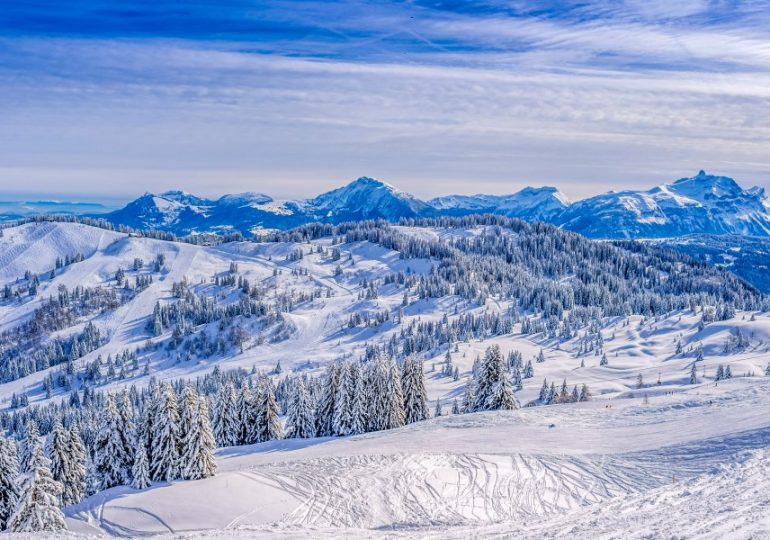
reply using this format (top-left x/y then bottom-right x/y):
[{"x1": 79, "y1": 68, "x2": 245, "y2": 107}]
[
  {"x1": 429, "y1": 186, "x2": 570, "y2": 221},
  {"x1": 99, "y1": 171, "x2": 770, "y2": 242},
  {"x1": 308, "y1": 176, "x2": 435, "y2": 221},
  {"x1": 0, "y1": 217, "x2": 768, "y2": 537},
  {"x1": 557, "y1": 171, "x2": 770, "y2": 238}
]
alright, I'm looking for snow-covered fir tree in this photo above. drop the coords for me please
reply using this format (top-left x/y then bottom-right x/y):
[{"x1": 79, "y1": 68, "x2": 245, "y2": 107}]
[
  {"x1": 0, "y1": 436, "x2": 20, "y2": 530},
  {"x1": 94, "y1": 393, "x2": 132, "y2": 490},
  {"x1": 286, "y1": 378, "x2": 316, "y2": 439},
  {"x1": 150, "y1": 383, "x2": 181, "y2": 482},
  {"x1": 8, "y1": 445, "x2": 66, "y2": 533},
  {"x1": 131, "y1": 443, "x2": 151, "y2": 490},
  {"x1": 212, "y1": 382, "x2": 239, "y2": 447},
  {"x1": 401, "y1": 356, "x2": 428, "y2": 424},
  {"x1": 180, "y1": 396, "x2": 217, "y2": 480}
]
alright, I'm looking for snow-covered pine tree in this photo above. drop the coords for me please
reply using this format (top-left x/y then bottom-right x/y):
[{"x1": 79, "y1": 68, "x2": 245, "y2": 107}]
[
  {"x1": 43, "y1": 420, "x2": 68, "y2": 504},
  {"x1": 236, "y1": 380, "x2": 252, "y2": 444},
  {"x1": 131, "y1": 443, "x2": 151, "y2": 490},
  {"x1": 178, "y1": 384, "x2": 199, "y2": 446},
  {"x1": 94, "y1": 393, "x2": 131, "y2": 489},
  {"x1": 286, "y1": 378, "x2": 315, "y2": 439},
  {"x1": 473, "y1": 345, "x2": 508, "y2": 411},
  {"x1": 8, "y1": 445, "x2": 66, "y2": 533},
  {"x1": 64, "y1": 424, "x2": 86, "y2": 506},
  {"x1": 350, "y1": 363, "x2": 368, "y2": 435},
  {"x1": 150, "y1": 383, "x2": 181, "y2": 482},
  {"x1": 315, "y1": 363, "x2": 339, "y2": 437},
  {"x1": 333, "y1": 361, "x2": 355, "y2": 436},
  {"x1": 117, "y1": 388, "x2": 135, "y2": 463},
  {"x1": 402, "y1": 356, "x2": 428, "y2": 424},
  {"x1": 20, "y1": 421, "x2": 41, "y2": 473},
  {"x1": 213, "y1": 382, "x2": 239, "y2": 447},
  {"x1": 461, "y1": 377, "x2": 474, "y2": 413},
  {"x1": 0, "y1": 436, "x2": 20, "y2": 530},
  {"x1": 254, "y1": 378, "x2": 283, "y2": 442},
  {"x1": 487, "y1": 370, "x2": 517, "y2": 410},
  {"x1": 451, "y1": 398, "x2": 461, "y2": 415},
  {"x1": 689, "y1": 363, "x2": 697, "y2": 385},
  {"x1": 434, "y1": 398, "x2": 442, "y2": 417},
  {"x1": 180, "y1": 397, "x2": 217, "y2": 480},
  {"x1": 384, "y1": 359, "x2": 406, "y2": 429}
]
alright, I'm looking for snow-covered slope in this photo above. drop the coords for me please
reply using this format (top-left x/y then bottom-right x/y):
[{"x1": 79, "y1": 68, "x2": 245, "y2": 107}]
[
  {"x1": 64, "y1": 379, "x2": 770, "y2": 538},
  {"x1": 557, "y1": 171, "x2": 770, "y2": 238},
  {"x1": 308, "y1": 176, "x2": 434, "y2": 222},
  {"x1": 2, "y1": 220, "x2": 769, "y2": 538},
  {"x1": 429, "y1": 186, "x2": 569, "y2": 221}
]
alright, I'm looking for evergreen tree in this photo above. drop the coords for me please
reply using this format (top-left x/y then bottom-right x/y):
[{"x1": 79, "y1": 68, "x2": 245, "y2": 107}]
[
  {"x1": 20, "y1": 421, "x2": 41, "y2": 473},
  {"x1": 180, "y1": 397, "x2": 217, "y2": 480},
  {"x1": 0, "y1": 436, "x2": 20, "y2": 530},
  {"x1": 286, "y1": 378, "x2": 315, "y2": 439},
  {"x1": 213, "y1": 382, "x2": 239, "y2": 447},
  {"x1": 315, "y1": 363, "x2": 339, "y2": 437},
  {"x1": 150, "y1": 383, "x2": 181, "y2": 482},
  {"x1": 402, "y1": 356, "x2": 428, "y2": 424},
  {"x1": 472, "y1": 345, "x2": 509, "y2": 411},
  {"x1": 384, "y1": 359, "x2": 406, "y2": 429},
  {"x1": 254, "y1": 378, "x2": 283, "y2": 442},
  {"x1": 131, "y1": 443, "x2": 151, "y2": 490},
  {"x1": 689, "y1": 363, "x2": 697, "y2": 385},
  {"x1": 8, "y1": 445, "x2": 66, "y2": 533},
  {"x1": 64, "y1": 424, "x2": 86, "y2": 506},
  {"x1": 43, "y1": 420, "x2": 68, "y2": 505},
  {"x1": 94, "y1": 393, "x2": 131, "y2": 489},
  {"x1": 350, "y1": 364, "x2": 368, "y2": 435},
  {"x1": 333, "y1": 362, "x2": 355, "y2": 436}
]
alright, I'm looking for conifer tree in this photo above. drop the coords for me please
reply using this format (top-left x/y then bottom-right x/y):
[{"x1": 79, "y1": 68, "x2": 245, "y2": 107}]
[
  {"x1": 402, "y1": 356, "x2": 428, "y2": 424},
  {"x1": 94, "y1": 393, "x2": 131, "y2": 489},
  {"x1": 350, "y1": 364, "x2": 368, "y2": 435},
  {"x1": 315, "y1": 363, "x2": 339, "y2": 437},
  {"x1": 20, "y1": 421, "x2": 41, "y2": 473},
  {"x1": 150, "y1": 383, "x2": 181, "y2": 482},
  {"x1": 0, "y1": 436, "x2": 20, "y2": 530},
  {"x1": 333, "y1": 361, "x2": 355, "y2": 436},
  {"x1": 286, "y1": 378, "x2": 315, "y2": 439},
  {"x1": 213, "y1": 382, "x2": 239, "y2": 447},
  {"x1": 64, "y1": 424, "x2": 86, "y2": 506},
  {"x1": 180, "y1": 397, "x2": 217, "y2": 480},
  {"x1": 236, "y1": 381, "x2": 252, "y2": 444},
  {"x1": 43, "y1": 420, "x2": 68, "y2": 504},
  {"x1": 254, "y1": 378, "x2": 283, "y2": 442},
  {"x1": 8, "y1": 445, "x2": 66, "y2": 533},
  {"x1": 131, "y1": 443, "x2": 151, "y2": 490},
  {"x1": 384, "y1": 359, "x2": 406, "y2": 429}
]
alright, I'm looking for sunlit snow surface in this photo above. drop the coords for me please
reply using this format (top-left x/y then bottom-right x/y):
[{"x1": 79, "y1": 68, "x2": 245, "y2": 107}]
[{"x1": 1, "y1": 221, "x2": 768, "y2": 539}]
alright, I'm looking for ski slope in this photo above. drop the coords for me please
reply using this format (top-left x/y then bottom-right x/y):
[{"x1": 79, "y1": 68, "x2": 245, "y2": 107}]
[
  {"x1": 62, "y1": 378, "x2": 770, "y2": 538},
  {"x1": 1, "y1": 221, "x2": 769, "y2": 538}
]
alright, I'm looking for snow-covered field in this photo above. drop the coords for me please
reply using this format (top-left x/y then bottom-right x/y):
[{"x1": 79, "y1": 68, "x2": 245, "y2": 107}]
[
  {"x1": 57, "y1": 378, "x2": 770, "y2": 539},
  {"x1": 1, "y1": 221, "x2": 769, "y2": 538}
]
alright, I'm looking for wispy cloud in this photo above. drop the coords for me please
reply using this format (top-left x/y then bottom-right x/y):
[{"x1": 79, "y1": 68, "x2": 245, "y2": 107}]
[{"x1": 0, "y1": 0, "x2": 769, "y2": 199}]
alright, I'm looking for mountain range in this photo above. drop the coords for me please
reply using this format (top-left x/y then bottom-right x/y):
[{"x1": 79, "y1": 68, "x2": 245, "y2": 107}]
[{"x1": 99, "y1": 171, "x2": 770, "y2": 240}]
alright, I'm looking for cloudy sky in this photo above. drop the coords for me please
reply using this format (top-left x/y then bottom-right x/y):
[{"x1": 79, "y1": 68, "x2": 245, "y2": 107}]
[{"x1": 1, "y1": 0, "x2": 770, "y2": 201}]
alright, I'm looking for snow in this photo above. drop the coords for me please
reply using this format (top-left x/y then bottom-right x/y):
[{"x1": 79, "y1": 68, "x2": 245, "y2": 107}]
[
  {"x1": 61, "y1": 378, "x2": 770, "y2": 538},
  {"x1": 2, "y1": 221, "x2": 770, "y2": 538}
]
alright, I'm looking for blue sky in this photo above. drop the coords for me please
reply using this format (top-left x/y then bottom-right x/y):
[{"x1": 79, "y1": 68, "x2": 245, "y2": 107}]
[{"x1": 1, "y1": 0, "x2": 770, "y2": 201}]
